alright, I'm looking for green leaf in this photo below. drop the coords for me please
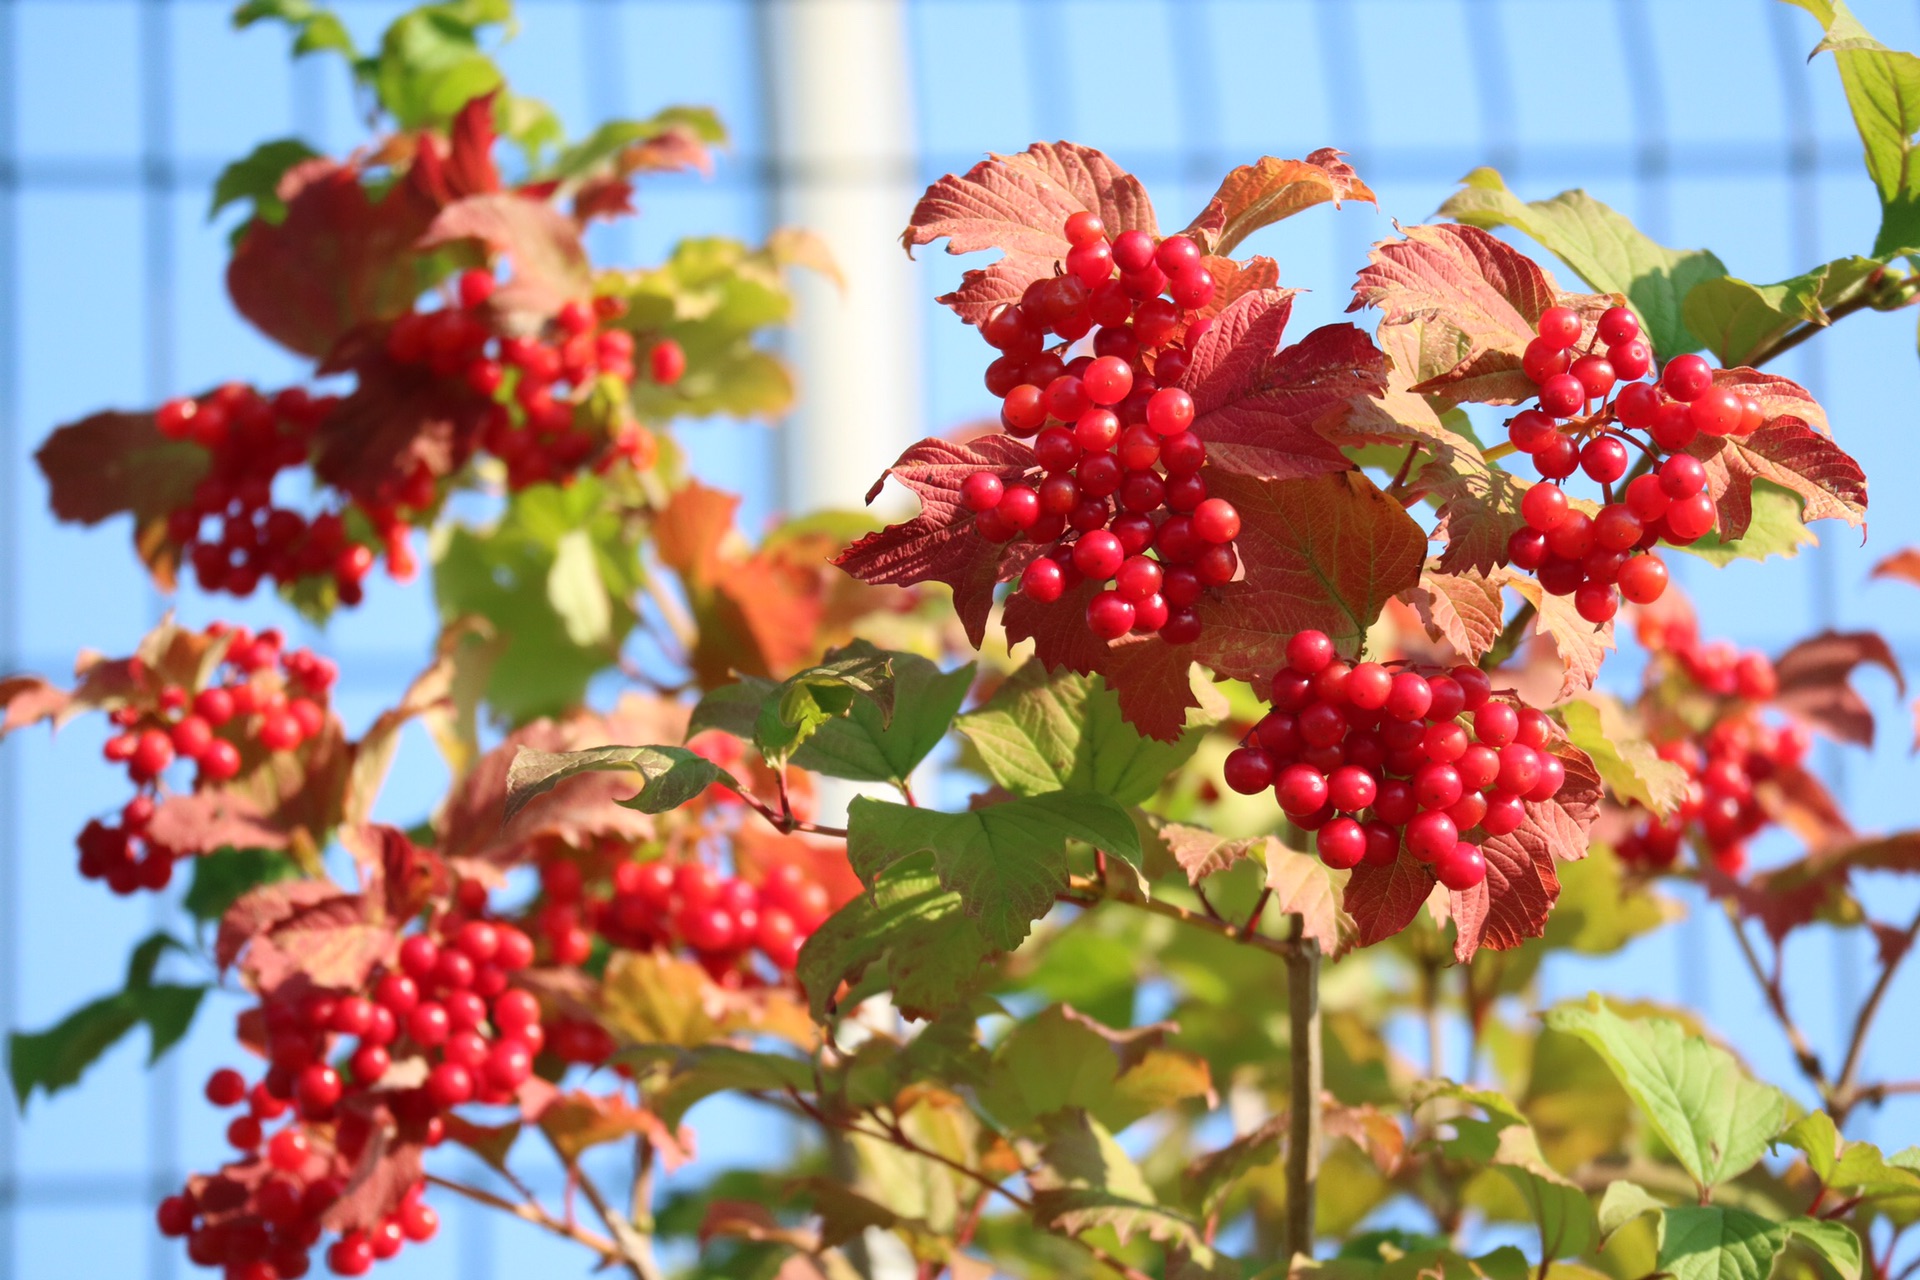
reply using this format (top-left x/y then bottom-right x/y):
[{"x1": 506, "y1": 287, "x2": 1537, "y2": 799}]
[
  {"x1": 1658, "y1": 1207, "x2": 1788, "y2": 1280},
  {"x1": 1785, "y1": 1, "x2": 1920, "y2": 256},
  {"x1": 371, "y1": 2, "x2": 511, "y2": 130},
  {"x1": 1429, "y1": 1086, "x2": 1596, "y2": 1262},
  {"x1": 1438, "y1": 167, "x2": 1727, "y2": 358},
  {"x1": 431, "y1": 478, "x2": 642, "y2": 724},
  {"x1": 546, "y1": 528, "x2": 615, "y2": 648},
  {"x1": 183, "y1": 848, "x2": 303, "y2": 925},
  {"x1": 209, "y1": 138, "x2": 321, "y2": 229},
  {"x1": 1785, "y1": 1218, "x2": 1862, "y2": 1280},
  {"x1": 795, "y1": 862, "x2": 999, "y2": 1021},
  {"x1": 751, "y1": 644, "x2": 896, "y2": 766},
  {"x1": 618, "y1": 1044, "x2": 812, "y2": 1130},
  {"x1": 1673, "y1": 481, "x2": 1820, "y2": 567},
  {"x1": 1560, "y1": 696, "x2": 1689, "y2": 817},
  {"x1": 692, "y1": 652, "x2": 972, "y2": 788},
  {"x1": 232, "y1": 1, "x2": 360, "y2": 60},
  {"x1": 9, "y1": 935, "x2": 206, "y2": 1107},
  {"x1": 504, "y1": 745, "x2": 739, "y2": 822},
  {"x1": 1680, "y1": 259, "x2": 1881, "y2": 368},
  {"x1": 846, "y1": 792, "x2": 1143, "y2": 952},
  {"x1": 1031, "y1": 1110, "x2": 1210, "y2": 1258},
  {"x1": 1780, "y1": 1112, "x2": 1843, "y2": 1183},
  {"x1": 1598, "y1": 1182, "x2": 1666, "y2": 1247},
  {"x1": 975, "y1": 1006, "x2": 1210, "y2": 1135},
  {"x1": 1545, "y1": 997, "x2": 1789, "y2": 1192},
  {"x1": 547, "y1": 108, "x2": 729, "y2": 180},
  {"x1": 957, "y1": 660, "x2": 1211, "y2": 806}
]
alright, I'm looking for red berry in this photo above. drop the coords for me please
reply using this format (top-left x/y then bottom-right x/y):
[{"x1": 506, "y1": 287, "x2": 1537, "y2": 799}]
[
  {"x1": 1618, "y1": 553, "x2": 1669, "y2": 604},
  {"x1": 1688, "y1": 385, "x2": 1743, "y2": 436},
  {"x1": 296, "y1": 1065, "x2": 342, "y2": 1116},
  {"x1": 1066, "y1": 238, "x2": 1114, "y2": 286},
  {"x1": 1593, "y1": 503, "x2": 1645, "y2": 552},
  {"x1": 1022, "y1": 557, "x2": 1066, "y2": 603},
  {"x1": 1522, "y1": 337, "x2": 1572, "y2": 384},
  {"x1": 1521, "y1": 483, "x2": 1569, "y2": 532},
  {"x1": 426, "y1": 1062, "x2": 474, "y2": 1109},
  {"x1": 1145, "y1": 388, "x2": 1194, "y2": 436},
  {"x1": 649, "y1": 338, "x2": 686, "y2": 385},
  {"x1": 1472, "y1": 702, "x2": 1519, "y2": 747},
  {"x1": 1507, "y1": 410, "x2": 1559, "y2": 454},
  {"x1": 1665, "y1": 492, "x2": 1717, "y2": 542},
  {"x1": 1001, "y1": 384, "x2": 1047, "y2": 434},
  {"x1": 960, "y1": 473, "x2": 1004, "y2": 513},
  {"x1": 1597, "y1": 306, "x2": 1640, "y2": 345},
  {"x1": 1545, "y1": 510, "x2": 1596, "y2": 561},
  {"x1": 1658, "y1": 453, "x2": 1708, "y2": 498},
  {"x1": 1482, "y1": 793, "x2": 1526, "y2": 836},
  {"x1": 1574, "y1": 581, "x2": 1619, "y2": 624},
  {"x1": 206, "y1": 1067, "x2": 247, "y2": 1107},
  {"x1": 1317, "y1": 818, "x2": 1367, "y2": 869},
  {"x1": 268, "y1": 1126, "x2": 310, "y2": 1172},
  {"x1": 1285, "y1": 630, "x2": 1334, "y2": 675},
  {"x1": 1345, "y1": 662, "x2": 1392, "y2": 710},
  {"x1": 1536, "y1": 306, "x2": 1582, "y2": 348},
  {"x1": 1570, "y1": 354, "x2": 1616, "y2": 400},
  {"x1": 1114, "y1": 555, "x2": 1163, "y2": 601},
  {"x1": 1537, "y1": 373, "x2": 1586, "y2": 418},
  {"x1": 1528, "y1": 753, "x2": 1567, "y2": 802},
  {"x1": 130, "y1": 729, "x2": 175, "y2": 780},
  {"x1": 1191, "y1": 498, "x2": 1240, "y2": 544},
  {"x1": 1496, "y1": 744, "x2": 1542, "y2": 795},
  {"x1": 1274, "y1": 764, "x2": 1330, "y2": 817},
  {"x1": 1327, "y1": 765, "x2": 1378, "y2": 812},
  {"x1": 1609, "y1": 339, "x2": 1653, "y2": 381},
  {"x1": 1086, "y1": 591, "x2": 1135, "y2": 639},
  {"x1": 1083, "y1": 356, "x2": 1134, "y2": 406},
  {"x1": 1661, "y1": 354, "x2": 1713, "y2": 402},
  {"x1": 1580, "y1": 436, "x2": 1629, "y2": 484},
  {"x1": 1064, "y1": 210, "x2": 1106, "y2": 245},
  {"x1": 1111, "y1": 230, "x2": 1156, "y2": 273},
  {"x1": 1405, "y1": 810, "x2": 1458, "y2": 862},
  {"x1": 1385, "y1": 672, "x2": 1433, "y2": 722},
  {"x1": 1362, "y1": 822, "x2": 1401, "y2": 866},
  {"x1": 1435, "y1": 841, "x2": 1487, "y2": 890},
  {"x1": 1072, "y1": 530, "x2": 1125, "y2": 580},
  {"x1": 328, "y1": 1234, "x2": 374, "y2": 1276},
  {"x1": 1223, "y1": 747, "x2": 1277, "y2": 795}
]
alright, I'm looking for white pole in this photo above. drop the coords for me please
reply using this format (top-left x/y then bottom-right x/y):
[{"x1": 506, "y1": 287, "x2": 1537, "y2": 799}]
[{"x1": 760, "y1": 0, "x2": 924, "y2": 515}]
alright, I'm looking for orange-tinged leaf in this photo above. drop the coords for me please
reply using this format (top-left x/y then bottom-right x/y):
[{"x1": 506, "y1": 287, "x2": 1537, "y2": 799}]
[
  {"x1": 536, "y1": 1090, "x2": 691, "y2": 1165},
  {"x1": 1403, "y1": 566, "x2": 1507, "y2": 662},
  {"x1": 1872, "y1": 547, "x2": 1920, "y2": 586},
  {"x1": 903, "y1": 141, "x2": 1156, "y2": 324},
  {"x1": 1349, "y1": 222, "x2": 1612, "y2": 405},
  {"x1": 1686, "y1": 417, "x2": 1866, "y2": 542},
  {"x1": 1773, "y1": 630, "x2": 1905, "y2": 746},
  {"x1": 1195, "y1": 254, "x2": 1280, "y2": 322},
  {"x1": 1183, "y1": 149, "x2": 1376, "y2": 258},
  {"x1": 1507, "y1": 575, "x2": 1615, "y2": 702}
]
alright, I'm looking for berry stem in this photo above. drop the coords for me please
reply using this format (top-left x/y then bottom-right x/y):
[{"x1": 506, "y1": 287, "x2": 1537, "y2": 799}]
[{"x1": 422, "y1": 1173, "x2": 627, "y2": 1265}]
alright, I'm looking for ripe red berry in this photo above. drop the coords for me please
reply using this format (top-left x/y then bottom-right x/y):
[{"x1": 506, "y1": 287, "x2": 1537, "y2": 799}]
[
  {"x1": 1688, "y1": 385, "x2": 1743, "y2": 436},
  {"x1": 1482, "y1": 792, "x2": 1526, "y2": 836},
  {"x1": 206, "y1": 1068, "x2": 247, "y2": 1107},
  {"x1": 1665, "y1": 492, "x2": 1717, "y2": 542},
  {"x1": 1570, "y1": 354, "x2": 1616, "y2": 400},
  {"x1": 1579, "y1": 436, "x2": 1629, "y2": 484},
  {"x1": 1223, "y1": 747, "x2": 1277, "y2": 795},
  {"x1": 1317, "y1": 818, "x2": 1367, "y2": 869},
  {"x1": 296, "y1": 1064, "x2": 342, "y2": 1116},
  {"x1": 1327, "y1": 765, "x2": 1377, "y2": 812},
  {"x1": 1083, "y1": 356, "x2": 1134, "y2": 406},
  {"x1": 1435, "y1": 841, "x2": 1487, "y2": 890},
  {"x1": 1110, "y1": 229, "x2": 1156, "y2": 273},
  {"x1": 1191, "y1": 498, "x2": 1240, "y2": 544},
  {"x1": 1618, "y1": 553, "x2": 1669, "y2": 604},
  {"x1": 1021, "y1": 557, "x2": 1066, "y2": 603},
  {"x1": 649, "y1": 338, "x2": 686, "y2": 385},
  {"x1": 267, "y1": 1126, "x2": 310, "y2": 1172},
  {"x1": 1661, "y1": 354, "x2": 1713, "y2": 402},
  {"x1": 1345, "y1": 662, "x2": 1392, "y2": 710},
  {"x1": 1086, "y1": 591, "x2": 1135, "y2": 639},
  {"x1": 1597, "y1": 306, "x2": 1640, "y2": 346},
  {"x1": 1537, "y1": 373, "x2": 1586, "y2": 418},
  {"x1": 1385, "y1": 672, "x2": 1432, "y2": 722},
  {"x1": 1072, "y1": 530, "x2": 1125, "y2": 580},
  {"x1": 328, "y1": 1234, "x2": 375, "y2": 1276},
  {"x1": 1521, "y1": 483, "x2": 1569, "y2": 532},
  {"x1": 1522, "y1": 337, "x2": 1571, "y2": 384},
  {"x1": 1536, "y1": 306, "x2": 1582, "y2": 348},
  {"x1": 1496, "y1": 744, "x2": 1542, "y2": 795},
  {"x1": 1285, "y1": 630, "x2": 1334, "y2": 675},
  {"x1": 1574, "y1": 580, "x2": 1620, "y2": 624},
  {"x1": 1405, "y1": 811, "x2": 1458, "y2": 862},
  {"x1": 1274, "y1": 764, "x2": 1330, "y2": 817},
  {"x1": 1507, "y1": 410, "x2": 1559, "y2": 454},
  {"x1": 1066, "y1": 238, "x2": 1114, "y2": 286},
  {"x1": 1114, "y1": 556, "x2": 1163, "y2": 601},
  {"x1": 1064, "y1": 210, "x2": 1106, "y2": 245},
  {"x1": 1545, "y1": 510, "x2": 1596, "y2": 561},
  {"x1": 1145, "y1": 387, "x2": 1195, "y2": 436},
  {"x1": 130, "y1": 729, "x2": 175, "y2": 780}
]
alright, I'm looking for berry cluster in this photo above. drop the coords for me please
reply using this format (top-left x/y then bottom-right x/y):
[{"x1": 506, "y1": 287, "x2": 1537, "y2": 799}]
[
  {"x1": 159, "y1": 918, "x2": 540, "y2": 1277},
  {"x1": 1504, "y1": 304, "x2": 1753, "y2": 623},
  {"x1": 157, "y1": 384, "x2": 402, "y2": 605},
  {"x1": 968, "y1": 213, "x2": 1240, "y2": 644},
  {"x1": 552, "y1": 856, "x2": 833, "y2": 975},
  {"x1": 392, "y1": 269, "x2": 680, "y2": 493},
  {"x1": 86, "y1": 625, "x2": 337, "y2": 895},
  {"x1": 1221, "y1": 631, "x2": 1568, "y2": 891},
  {"x1": 1615, "y1": 615, "x2": 1806, "y2": 875}
]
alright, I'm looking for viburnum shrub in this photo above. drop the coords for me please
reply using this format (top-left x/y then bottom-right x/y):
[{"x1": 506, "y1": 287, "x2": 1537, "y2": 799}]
[{"x1": 6, "y1": 4, "x2": 1920, "y2": 1280}]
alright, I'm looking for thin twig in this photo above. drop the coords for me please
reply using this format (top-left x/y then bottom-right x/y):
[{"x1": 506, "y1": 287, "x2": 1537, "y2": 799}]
[
  {"x1": 1386, "y1": 443, "x2": 1423, "y2": 496},
  {"x1": 1059, "y1": 875, "x2": 1305, "y2": 959},
  {"x1": 540, "y1": 1129, "x2": 664, "y2": 1280},
  {"x1": 1833, "y1": 904, "x2": 1920, "y2": 1120},
  {"x1": 738, "y1": 787, "x2": 849, "y2": 839},
  {"x1": 1192, "y1": 880, "x2": 1226, "y2": 922},
  {"x1": 1481, "y1": 602, "x2": 1536, "y2": 672},
  {"x1": 422, "y1": 1173, "x2": 623, "y2": 1263},
  {"x1": 1723, "y1": 906, "x2": 1827, "y2": 1090}
]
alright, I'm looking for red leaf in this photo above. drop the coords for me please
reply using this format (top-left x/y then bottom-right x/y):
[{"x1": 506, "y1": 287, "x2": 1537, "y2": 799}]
[
  {"x1": 147, "y1": 718, "x2": 350, "y2": 857},
  {"x1": 243, "y1": 893, "x2": 397, "y2": 992},
  {"x1": 1773, "y1": 630, "x2": 1905, "y2": 746},
  {"x1": 1013, "y1": 470, "x2": 1428, "y2": 741},
  {"x1": 0, "y1": 677, "x2": 70, "y2": 735},
  {"x1": 1182, "y1": 150, "x2": 1375, "y2": 258},
  {"x1": 1344, "y1": 852, "x2": 1437, "y2": 947},
  {"x1": 1179, "y1": 290, "x2": 1388, "y2": 481},
  {"x1": 227, "y1": 158, "x2": 441, "y2": 359},
  {"x1": 1451, "y1": 741, "x2": 1602, "y2": 962},
  {"x1": 35, "y1": 410, "x2": 208, "y2": 590},
  {"x1": 409, "y1": 92, "x2": 503, "y2": 204},
  {"x1": 833, "y1": 435, "x2": 1042, "y2": 647},
  {"x1": 437, "y1": 696, "x2": 679, "y2": 866},
  {"x1": 1871, "y1": 547, "x2": 1920, "y2": 587},
  {"x1": 1710, "y1": 367, "x2": 1829, "y2": 433},
  {"x1": 320, "y1": 1112, "x2": 425, "y2": 1234},
  {"x1": 1686, "y1": 417, "x2": 1867, "y2": 542},
  {"x1": 215, "y1": 881, "x2": 340, "y2": 972},
  {"x1": 903, "y1": 141, "x2": 1157, "y2": 324},
  {"x1": 418, "y1": 192, "x2": 591, "y2": 326},
  {"x1": 1348, "y1": 223, "x2": 1609, "y2": 406},
  {"x1": 311, "y1": 349, "x2": 494, "y2": 504}
]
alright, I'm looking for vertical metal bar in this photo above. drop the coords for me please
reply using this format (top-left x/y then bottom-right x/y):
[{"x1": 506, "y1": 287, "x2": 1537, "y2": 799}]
[
  {"x1": 0, "y1": 2, "x2": 21, "y2": 1276},
  {"x1": 1167, "y1": 0, "x2": 1221, "y2": 187},
  {"x1": 138, "y1": 4, "x2": 179, "y2": 1277},
  {"x1": 1463, "y1": 0, "x2": 1519, "y2": 176}
]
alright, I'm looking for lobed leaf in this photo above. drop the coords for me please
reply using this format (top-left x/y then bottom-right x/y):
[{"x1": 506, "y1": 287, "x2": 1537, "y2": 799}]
[
  {"x1": 1403, "y1": 567, "x2": 1507, "y2": 662},
  {"x1": 1559, "y1": 696, "x2": 1689, "y2": 817},
  {"x1": 1183, "y1": 149, "x2": 1375, "y2": 257},
  {"x1": 1681, "y1": 258, "x2": 1881, "y2": 368},
  {"x1": 1687, "y1": 417, "x2": 1865, "y2": 543},
  {"x1": 845, "y1": 792, "x2": 1142, "y2": 952},
  {"x1": 35, "y1": 410, "x2": 209, "y2": 590},
  {"x1": 1546, "y1": 996, "x2": 1789, "y2": 1192},
  {"x1": 1772, "y1": 630, "x2": 1905, "y2": 747},
  {"x1": 903, "y1": 141, "x2": 1156, "y2": 324},
  {"x1": 504, "y1": 744, "x2": 738, "y2": 822},
  {"x1": 1439, "y1": 168, "x2": 1727, "y2": 358},
  {"x1": 1506, "y1": 575, "x2": 1615, "y2": 702},
  {"x1": 795, "y1": 863, "x2": 999, "y2": 1021}
]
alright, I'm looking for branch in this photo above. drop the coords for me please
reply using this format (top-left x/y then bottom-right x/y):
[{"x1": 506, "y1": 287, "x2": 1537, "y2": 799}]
[
  {"x1": 541, "y1": 1128, "x2": 664, "y2": 1280},
  {"x1": 1480, "y1": 602, "x2": 1535, "y2": 672},
  {"x1": 423, "y1": 1173, "x2": 624, "y2": 1263},
  {"x1": 1833, "y1": 903, "x2": 1920, "y2": 1120},
  {"x1": 1285, "y1": 929, "x2": 1323, "y2": 1262},
  {"x1": 737, "y1": 787, "x2": 849, "y2": 839},
  {"x1": 1059, "y1": 875, "x2": 1306, "y2": 959},
  {"x1": 1723, "y1": 905, "x2": 1827, "y2": 1090}
]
